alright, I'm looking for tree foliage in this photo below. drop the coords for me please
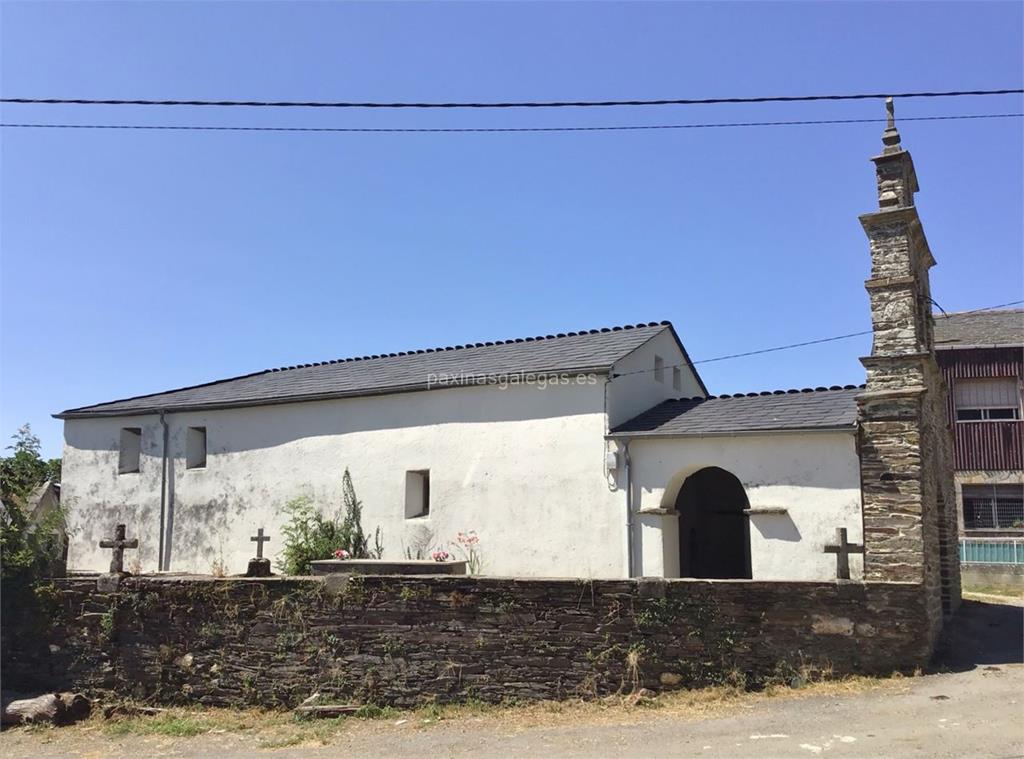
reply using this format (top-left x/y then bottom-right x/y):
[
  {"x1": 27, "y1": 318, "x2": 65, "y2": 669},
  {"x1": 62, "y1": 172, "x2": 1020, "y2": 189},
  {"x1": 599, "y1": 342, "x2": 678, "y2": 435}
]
[
  {"x1": 276, "y1": 468, "x2": 383, "y2": 575},
  {"x1": 0, "y1": 424, "x2": 61, "y2": 503},
  {"x1": 1, "y1": 424, "x2": 65, "y2": 580}
]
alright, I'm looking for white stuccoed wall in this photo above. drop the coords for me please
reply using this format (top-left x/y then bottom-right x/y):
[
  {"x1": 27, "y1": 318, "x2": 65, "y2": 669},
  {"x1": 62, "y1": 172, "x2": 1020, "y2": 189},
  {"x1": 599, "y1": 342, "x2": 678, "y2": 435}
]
[
  {"x1": 62, "y1": 353, "x2": 863, "y2": 581},
  {"x1": 605, "y1": 327, "x2": 704, "y2": 429},
  {"x1": 625, "y1": 431, "x2": 864, "y2": 581},
  {"x1": 63, "y1": 380, "x2": 628, "y2": 578}
]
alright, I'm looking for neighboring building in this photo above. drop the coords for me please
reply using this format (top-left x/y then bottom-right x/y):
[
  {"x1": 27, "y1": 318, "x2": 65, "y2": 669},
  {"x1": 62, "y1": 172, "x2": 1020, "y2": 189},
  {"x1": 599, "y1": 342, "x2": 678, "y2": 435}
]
[
  {"x1": 55, "y1": 105, "x2": 960, "y2": 630},
  {"x1": 934, "y1": 309, "x2": 1024, "y2": 536}
]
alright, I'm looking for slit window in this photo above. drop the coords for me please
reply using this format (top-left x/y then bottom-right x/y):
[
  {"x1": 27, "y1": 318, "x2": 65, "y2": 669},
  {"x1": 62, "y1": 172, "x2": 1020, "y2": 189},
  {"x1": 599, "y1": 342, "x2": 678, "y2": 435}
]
[
  {"x1": 654, "y1": 355, "x2": 665, "y2": 383},
  {"x1": 118, "y1": 428, "x2": 142, "y2": 474},
  {"x1": 186, "y1": 426, "x2": 207, "y2": 469},
  {"x1": 672, "y1": 366, "x2": 682, "y2": 392},
  {"x1": 405, "y1": 470, "x2": 430, "y2": 519}
]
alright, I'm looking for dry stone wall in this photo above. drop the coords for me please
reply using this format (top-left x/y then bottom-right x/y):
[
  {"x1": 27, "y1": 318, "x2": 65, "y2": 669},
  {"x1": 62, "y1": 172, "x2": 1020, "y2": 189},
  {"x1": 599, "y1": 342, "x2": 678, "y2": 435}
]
[{"x1": 3, "y1": 574, "x2": 932, "y2": 708}]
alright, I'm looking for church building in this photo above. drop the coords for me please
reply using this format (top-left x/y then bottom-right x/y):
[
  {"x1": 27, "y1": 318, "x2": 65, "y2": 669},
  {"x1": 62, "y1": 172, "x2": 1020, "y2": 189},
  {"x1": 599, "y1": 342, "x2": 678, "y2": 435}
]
[{"x1": 57, "y1": 104, "x2": 960, "y2": 617}]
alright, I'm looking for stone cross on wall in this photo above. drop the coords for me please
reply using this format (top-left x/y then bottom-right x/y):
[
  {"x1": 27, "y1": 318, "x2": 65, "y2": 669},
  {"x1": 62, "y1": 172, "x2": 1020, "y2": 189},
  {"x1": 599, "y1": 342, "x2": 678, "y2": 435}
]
[
  {"x1": 246, "y1": 527, "x2": 273, "y2": 578},
  {"x1": 99, "y1": 524, "x2": 139, "y2": 574},
  {"x1": 824, "y1": 528, "x2": 864, "y2": 581},
  {"x1": 250, "y1": 528, "x2": 270, "y2": 559}
]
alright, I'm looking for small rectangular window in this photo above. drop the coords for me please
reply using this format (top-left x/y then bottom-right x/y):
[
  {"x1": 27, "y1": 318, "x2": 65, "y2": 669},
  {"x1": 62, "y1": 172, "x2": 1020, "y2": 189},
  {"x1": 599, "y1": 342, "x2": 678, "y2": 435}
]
[
  {"x1": 118, "y1": 428, "x2": 142, "y2": 474},
  {"x1": 405, "y1": 470, "x2": 430, "y2": 519},
  {"x1": 672, "y1": 366, "x2": 682, "y2": 392},
  {"x1": 654, "y1": 355, "x2": 665, "y2": 383},
  {"x1": 186, "y1": 426, "x2": 207, "y2": 469}
]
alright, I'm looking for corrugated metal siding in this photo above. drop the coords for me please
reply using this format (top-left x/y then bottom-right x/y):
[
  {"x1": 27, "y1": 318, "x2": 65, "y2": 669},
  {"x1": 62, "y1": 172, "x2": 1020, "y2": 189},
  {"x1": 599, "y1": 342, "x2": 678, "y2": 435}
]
[{"x1": 939, "y1": 347, "x2": 1024, "y2": 471}]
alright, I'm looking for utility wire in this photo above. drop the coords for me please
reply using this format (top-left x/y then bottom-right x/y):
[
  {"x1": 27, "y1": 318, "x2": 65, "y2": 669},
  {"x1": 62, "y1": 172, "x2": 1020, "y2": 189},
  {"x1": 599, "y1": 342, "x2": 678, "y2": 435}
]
[
  {"x1": 610, "y1": 300, "x2": 1024, "y2": 379},
  {"x1": 2, "y1": 88, "x2": 1021, "y2": 109},
  {"x1": 2, "y1": 113, "x2": 1020, "y2": 135}
]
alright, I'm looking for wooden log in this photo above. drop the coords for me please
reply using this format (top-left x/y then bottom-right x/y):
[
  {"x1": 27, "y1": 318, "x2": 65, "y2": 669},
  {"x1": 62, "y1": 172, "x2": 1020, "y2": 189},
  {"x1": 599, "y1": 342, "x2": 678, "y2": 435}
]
[
  {"x1": 2, "y1": 694, "x2": 64, "y2": 725},
  {"x1": 294, "y1": 704, "x2": 361, "y2": 718}
]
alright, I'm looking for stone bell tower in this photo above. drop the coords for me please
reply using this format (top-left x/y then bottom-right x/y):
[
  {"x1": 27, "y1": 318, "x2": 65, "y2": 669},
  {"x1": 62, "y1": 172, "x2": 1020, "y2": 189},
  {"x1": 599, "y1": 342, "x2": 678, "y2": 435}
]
[{"x1": 856, "y1": 99, "x2": 961, "y2": 642}]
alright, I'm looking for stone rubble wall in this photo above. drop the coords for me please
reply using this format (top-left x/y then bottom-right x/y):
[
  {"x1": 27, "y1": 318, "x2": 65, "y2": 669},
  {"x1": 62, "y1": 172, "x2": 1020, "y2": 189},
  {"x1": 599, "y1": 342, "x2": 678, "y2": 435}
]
[{"x1": 3, "y1": 574, "x2": 932, "y2": 708}]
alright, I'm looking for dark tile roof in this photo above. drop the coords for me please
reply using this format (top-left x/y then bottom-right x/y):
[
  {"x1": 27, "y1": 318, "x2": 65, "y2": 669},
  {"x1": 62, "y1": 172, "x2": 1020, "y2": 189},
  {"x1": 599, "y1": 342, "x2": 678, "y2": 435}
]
[
  {"x1": 934, "y1": 309, "x2": 1023, "y2": 349},
  {"x1": 58, "y1": 322, "x2": 679, "y2": 418},
  {"x1": 610, "y1": 386, "x2": 863, "y2": 437}
]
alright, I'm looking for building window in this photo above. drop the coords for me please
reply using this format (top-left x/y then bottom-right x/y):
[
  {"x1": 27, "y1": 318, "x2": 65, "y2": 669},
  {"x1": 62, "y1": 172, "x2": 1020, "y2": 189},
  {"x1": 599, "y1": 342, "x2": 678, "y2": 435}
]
[
  {"x1": 186, "y1": 426, "x2": 207, "y2": 469},
  {"x1": 672, "y1": 366, "x2": 682, "y2": 392},
  {"x1": 955, "y1": 377, "x2": 1021, "y2": 421},
  {"x1": 118, "y1": 427, "x2": 142, "y2": 474},
  {"x1": 405, "y1": 470, "x2": 430, "y2": 519},
  {"x1": 654, "y1": 355, "x2": 665, "y2": 383},
  {"x1": 963, "y1": 485, "x2": 1024, "y2": 530}
]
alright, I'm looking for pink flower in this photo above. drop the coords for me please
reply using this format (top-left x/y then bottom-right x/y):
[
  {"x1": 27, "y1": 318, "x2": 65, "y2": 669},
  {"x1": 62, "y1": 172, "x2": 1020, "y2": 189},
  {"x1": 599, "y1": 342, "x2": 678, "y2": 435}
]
[
  {"x1": 431, "y1": 550, "x2": 451, "y2": 562},
  {"x1": 334, "y1": 549, "x2": 350, "y2": 560}
]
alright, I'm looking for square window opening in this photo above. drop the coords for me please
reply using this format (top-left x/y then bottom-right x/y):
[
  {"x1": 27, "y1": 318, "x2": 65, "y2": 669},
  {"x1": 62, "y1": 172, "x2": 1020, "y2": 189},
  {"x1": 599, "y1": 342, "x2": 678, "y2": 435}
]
[
  {"x1": 186, "y1": 426, "x2": 207, "y2": 469},
  {"x1": 118, "y1": 428, "x2": 142, "y2": 474},
  {"x1": 405, "y1": 470, "x2": 430, "y2": 519}
]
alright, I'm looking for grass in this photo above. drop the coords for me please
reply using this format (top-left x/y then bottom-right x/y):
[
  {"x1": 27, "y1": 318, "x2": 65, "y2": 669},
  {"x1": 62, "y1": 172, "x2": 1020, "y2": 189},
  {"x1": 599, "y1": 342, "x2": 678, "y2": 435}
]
[
  {"x1": 8, "y1": 675, "x2": 904, "y2": 751},
  {"x1": 962, "y1": 582, "x2": 1024, "y2": 600}
]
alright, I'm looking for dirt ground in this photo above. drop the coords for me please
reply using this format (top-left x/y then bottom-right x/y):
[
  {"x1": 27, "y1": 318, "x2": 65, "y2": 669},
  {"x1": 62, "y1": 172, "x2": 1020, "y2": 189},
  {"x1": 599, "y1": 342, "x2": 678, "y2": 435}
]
[{"x1": 3, "y1": 597, "x2": 1021, "y2": 759}]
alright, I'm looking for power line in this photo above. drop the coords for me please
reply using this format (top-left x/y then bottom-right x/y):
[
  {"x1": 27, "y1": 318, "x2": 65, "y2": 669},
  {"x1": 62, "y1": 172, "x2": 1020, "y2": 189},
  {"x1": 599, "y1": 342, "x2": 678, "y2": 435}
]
[
  {"x1": 610, "y1": 300, "x2": 1024, "y2": 379},
  {"x1": 1, "y1": 88, "x2": 1021, "y2": 110},
  {"x1": 2, "y1": 113, "x2": 1020, "y2": 135}
]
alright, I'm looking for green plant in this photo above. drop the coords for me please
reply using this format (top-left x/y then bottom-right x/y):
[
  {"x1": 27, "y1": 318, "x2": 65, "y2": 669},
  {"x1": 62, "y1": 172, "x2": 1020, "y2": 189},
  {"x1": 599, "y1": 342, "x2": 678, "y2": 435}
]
[
  {"x1": 277, "y1": 496, "x2": 344, "y2": 575},
  {"x1": 276, "y1": 470, "x2": 383, "y2": 575},
  {"x1": 0, "y1": 425, "x2": 66, "y2": 581},
  {"x1": 339, "y1": 468, "x2": 383, "y2": 560}
]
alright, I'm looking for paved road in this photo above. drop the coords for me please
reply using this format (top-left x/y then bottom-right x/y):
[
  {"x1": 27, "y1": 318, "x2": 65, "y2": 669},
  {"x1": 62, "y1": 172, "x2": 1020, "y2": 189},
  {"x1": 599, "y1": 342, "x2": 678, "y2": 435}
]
[{"x1": 3, "y1": 599, "x2": 1022, "y2": 758}]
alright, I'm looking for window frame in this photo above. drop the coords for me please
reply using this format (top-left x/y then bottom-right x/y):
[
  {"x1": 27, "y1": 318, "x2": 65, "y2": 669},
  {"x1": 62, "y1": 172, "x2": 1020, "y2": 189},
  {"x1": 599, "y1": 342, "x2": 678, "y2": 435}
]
[
  {"x1": 954, "y1": 377, "x2": 1022, "y2": 423},
  {"x1": 405, "y1": 470, "x2": 430, "y2": 519},
  {"x1": 186, "y1": 426, "x2": 208, "y2": 470},
  {"x1": 118, "y1": 427, "x2": 142, "y2": 475},
  {"x1": 962, "y1": 484, "x2": 1024, "y2": 531},
  {"x1": 653, "y1": 355, "x2": 665, "y2": 383}
]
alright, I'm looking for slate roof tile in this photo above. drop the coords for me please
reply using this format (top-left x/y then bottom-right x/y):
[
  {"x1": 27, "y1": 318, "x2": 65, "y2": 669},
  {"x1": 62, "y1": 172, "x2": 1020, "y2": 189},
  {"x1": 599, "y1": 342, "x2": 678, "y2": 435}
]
[
  {"x1": 58, "y1": 322, "x2": 675, "y2": 418},
  {"x1": 934, "y1": 309, "x2": 1023, "y2": 349},
  {"x1": 610, "y1": 386, "x2": 863, "y2": 437}
]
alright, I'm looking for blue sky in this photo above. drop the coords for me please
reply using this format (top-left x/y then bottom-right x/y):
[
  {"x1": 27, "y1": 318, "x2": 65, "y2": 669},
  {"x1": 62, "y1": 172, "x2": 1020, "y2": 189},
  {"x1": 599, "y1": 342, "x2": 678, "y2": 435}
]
[{"x1": 2, "y1": 1, "x2": 1022, "y2": 458}]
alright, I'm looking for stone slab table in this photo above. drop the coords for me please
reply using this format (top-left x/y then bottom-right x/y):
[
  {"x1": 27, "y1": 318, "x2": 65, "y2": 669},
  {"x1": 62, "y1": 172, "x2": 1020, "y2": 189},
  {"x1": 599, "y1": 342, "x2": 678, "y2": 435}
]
[{"x1": 310, "y1": 559, "x2": 467, "y2": 576}]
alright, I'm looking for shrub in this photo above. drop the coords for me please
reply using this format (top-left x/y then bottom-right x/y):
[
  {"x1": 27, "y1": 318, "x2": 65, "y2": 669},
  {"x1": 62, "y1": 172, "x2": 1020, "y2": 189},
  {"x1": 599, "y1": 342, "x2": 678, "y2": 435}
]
[
  {"x1": 276, "y1": 469, "x2": 383, "y2": 575},
  {"x1": 276, "y1": 496, "x2": 344, "y2": 575}
]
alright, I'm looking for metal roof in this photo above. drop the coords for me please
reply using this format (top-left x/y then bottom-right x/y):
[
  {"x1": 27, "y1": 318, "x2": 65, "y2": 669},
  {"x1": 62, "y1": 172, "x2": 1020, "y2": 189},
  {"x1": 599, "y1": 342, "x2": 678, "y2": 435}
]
[
  {"x1": 58, "y1": 321, "x2": 687, "y2": 418},
  {"x1": 934, "y1": 309, "x2": 1023, "y2": 350},
  {"x1": 609, "y1": 386, "x2": 863, "y2": 437}
]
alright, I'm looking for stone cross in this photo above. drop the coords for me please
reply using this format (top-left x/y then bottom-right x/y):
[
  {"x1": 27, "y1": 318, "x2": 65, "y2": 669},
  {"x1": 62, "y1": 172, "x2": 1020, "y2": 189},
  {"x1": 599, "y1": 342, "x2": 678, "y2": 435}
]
[
  {"x1": 99, "y1": 524, "x2": 139, "y2": 574},
  {"x1": 824, "y1": 527, "x2": 864, "y2": 580},
  {"x1": 250, "y1": 527, "x2": 270, "y2": 559}
]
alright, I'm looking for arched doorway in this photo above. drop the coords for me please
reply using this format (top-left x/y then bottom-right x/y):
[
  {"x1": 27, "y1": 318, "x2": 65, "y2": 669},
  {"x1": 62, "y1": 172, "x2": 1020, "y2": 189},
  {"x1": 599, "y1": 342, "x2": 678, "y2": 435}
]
[{"x1": 675, "y1": 466, "x2": 751, "y2": 579}]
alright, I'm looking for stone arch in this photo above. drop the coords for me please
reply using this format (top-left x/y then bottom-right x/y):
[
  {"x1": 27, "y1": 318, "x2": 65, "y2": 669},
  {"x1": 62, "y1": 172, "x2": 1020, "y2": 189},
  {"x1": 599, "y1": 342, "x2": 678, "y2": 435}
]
[{"x1": 675, "y1": 466, "x2": 752, "y2": 579}]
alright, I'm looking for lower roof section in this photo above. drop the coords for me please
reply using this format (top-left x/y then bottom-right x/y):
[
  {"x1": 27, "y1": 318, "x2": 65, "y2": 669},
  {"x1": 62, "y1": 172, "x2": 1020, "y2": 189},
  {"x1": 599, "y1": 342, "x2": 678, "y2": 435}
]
[{"x1": 609, "y1": 386, "x2": 863, "y2": 437}]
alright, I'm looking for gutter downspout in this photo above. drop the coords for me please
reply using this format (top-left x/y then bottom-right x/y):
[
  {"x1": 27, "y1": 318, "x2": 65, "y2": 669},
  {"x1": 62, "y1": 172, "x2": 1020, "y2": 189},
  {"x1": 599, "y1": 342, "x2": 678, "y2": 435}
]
[
  {"x1": 159, "y1": 411, "x2": 169, "y2": 572},
  {"x1": 623, "y1": 439, "x2": 635, "y2": 578}
]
